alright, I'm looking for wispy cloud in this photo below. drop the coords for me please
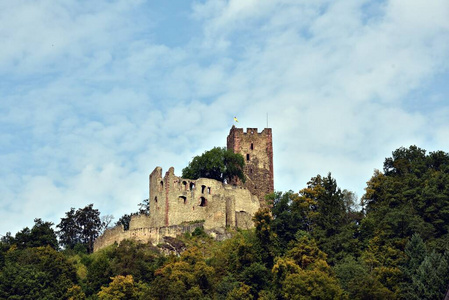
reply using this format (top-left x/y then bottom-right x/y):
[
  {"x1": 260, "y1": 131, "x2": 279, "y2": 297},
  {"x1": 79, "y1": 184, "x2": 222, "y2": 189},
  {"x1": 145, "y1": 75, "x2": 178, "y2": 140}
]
[{"x1": 1, "y1": 0, "x2": 448, "y2": 235}]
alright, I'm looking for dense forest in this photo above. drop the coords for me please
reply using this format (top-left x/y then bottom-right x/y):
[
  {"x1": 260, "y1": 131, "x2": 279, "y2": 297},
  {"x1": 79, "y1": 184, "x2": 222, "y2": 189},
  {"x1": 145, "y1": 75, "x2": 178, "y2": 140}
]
[{"x1": 1, "y1": 145, "x2": 449, "y2": 299}]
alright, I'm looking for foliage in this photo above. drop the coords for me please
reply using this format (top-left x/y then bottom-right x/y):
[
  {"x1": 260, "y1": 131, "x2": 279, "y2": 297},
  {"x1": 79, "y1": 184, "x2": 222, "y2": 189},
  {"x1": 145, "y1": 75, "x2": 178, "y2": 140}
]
[
  {"x1": 0, "y1": 246, "x2": 77, "y2": 299},
  {"x1": 182, "y1": 147, "x2": 246, "y2": 183},
  {"x1": 115, "y1": 213, "x2": 135, "y2": 231},
  {"x1": 9, "y1": 218, "x2": 59, "y2": 250},
  {"x1": 97, "y1": 275, "x2": 141, "y2": 300},
  {"x1": 57, "y1": 204, "x2": 104, "y2": 253},
  {"x1": 1, "y1": 144, "x2": 449, "y2": 300}
]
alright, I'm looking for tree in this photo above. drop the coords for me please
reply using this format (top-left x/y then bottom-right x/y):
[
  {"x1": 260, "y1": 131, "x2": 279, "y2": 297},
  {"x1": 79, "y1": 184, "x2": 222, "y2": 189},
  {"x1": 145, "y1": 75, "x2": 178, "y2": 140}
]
[
  {"x1": 57, "y1": 204, "x2": 103, "y2": 253},
  {"x1": 57, "y1": 208, "x2": 79, "y2": 249},
  {"x1": 182, "y1": 147, "x2": 245, "y2": 183},
  {"x1": 361, "y1": 146, "x2": 449, "y2": 253},
  {"x1": 138, "y1": 198, "x2": 150, "y2": 215},
  {"x1": 253, "y1": 207, "x2": 279, "y2": 266},
  {"x1": 0, "y1": 246, "x2": 78, "y2": 299},
  {"x1": 115, "y1": 213, "x2": 135, "y2": 231},
  {"x1": 12, "y1": 218, "x2": 58, "y2": 250},
  {"x1": 97, "y1": 275, "x2": 141, "y2": 300}
]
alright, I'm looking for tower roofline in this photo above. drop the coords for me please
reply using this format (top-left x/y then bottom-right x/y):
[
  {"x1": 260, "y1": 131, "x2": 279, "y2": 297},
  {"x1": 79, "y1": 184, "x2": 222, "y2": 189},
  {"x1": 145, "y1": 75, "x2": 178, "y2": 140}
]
[{"x1": 229, "y1": 126, "x2": 272, "y2": 135}]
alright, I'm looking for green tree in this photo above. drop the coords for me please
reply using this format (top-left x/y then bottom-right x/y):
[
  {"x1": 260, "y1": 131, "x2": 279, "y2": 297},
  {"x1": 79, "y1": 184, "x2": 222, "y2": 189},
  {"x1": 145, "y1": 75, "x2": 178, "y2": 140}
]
[
  {"x1": 57, "y1": 208, "x2": 80, "y2": 249},
  {"x1": 0, "y1": 246, "x2": 78, "y2": 299},
  {"x1": 334, "y1": 256, "x2": 395, "y2": 300},
  {"x1": 86, "y1": 252, "x2": 113, "y2": 296},
  {"x1": 115, "y1": 213, "x2": 135, "y2": 231},
  {"x1": 13, "y1": 218, "x2": 58, "y2": 250},
  {"x1": 110, "y1": 239, "x2": 162, "y2": 283},
  {"x1": 57, "y1": 204, "x2": 104, "y2": 253},
  {"x1": 182, "y1": 147, "x2": 245, "y2": 183},
  {"x1": 253, "y1": 207, "x2": 278, "y2": 266},
  {"x1": 97, "y1": 275, "x2": 140, "y2": 300}
]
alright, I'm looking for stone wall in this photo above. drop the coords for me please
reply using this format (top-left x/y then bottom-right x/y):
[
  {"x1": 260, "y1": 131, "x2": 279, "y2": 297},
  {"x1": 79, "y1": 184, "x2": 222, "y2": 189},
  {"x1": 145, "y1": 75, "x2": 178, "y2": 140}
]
[
  {"x1": 149, "y1": 167, "x2": 260, "y2": 230},
  {"x1": 93, "y1": 221, "x2": 205, "y2": 252},
  {"x1": 95, "y1": 168, "x2": 260, "y2": 252}
]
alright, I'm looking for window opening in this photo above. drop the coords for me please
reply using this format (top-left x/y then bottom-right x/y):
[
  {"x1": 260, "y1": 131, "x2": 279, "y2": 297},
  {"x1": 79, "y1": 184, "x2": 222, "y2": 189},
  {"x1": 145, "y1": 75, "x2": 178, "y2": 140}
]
[
  {"x1": 182, "y1": 181, "x2": 187, "y2": 190},
  {"x1": 199, "y1": 197, "x2": 207, "y2": 207},
  {"x1": 207, "y1": 187, "x2": 211, "y2": 194},
  {"x1": 201, "y1": 185, "x2": 206, "y2": 193},
  {"x1": 154, "y1": 196, "x2": 158, "y2": 203},
  {"x1": 159, "y1": 181, "x2": 164, "y2": 191},
  {"x1": 246, "y1": 154, "x2": 250, "y2": 161},
  {"x1": 179, "y1": 196, "x2": 187, "y2": 204},
  {"x1": 250, "y1": 143, "x2": 254, "y2": 150},
  {"x1": 190, "y1": 182, "x2": 195, "y2": 190}
]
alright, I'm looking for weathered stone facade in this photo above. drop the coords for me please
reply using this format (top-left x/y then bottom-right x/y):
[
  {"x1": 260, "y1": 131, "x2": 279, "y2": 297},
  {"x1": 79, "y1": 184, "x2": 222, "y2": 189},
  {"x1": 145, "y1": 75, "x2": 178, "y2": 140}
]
[
  {"x1": 94, "y1": 126, "x2": 273, "y2": 252},
  {"x1": 227, "y1": 126, "x2": 274, "y2": 206}
]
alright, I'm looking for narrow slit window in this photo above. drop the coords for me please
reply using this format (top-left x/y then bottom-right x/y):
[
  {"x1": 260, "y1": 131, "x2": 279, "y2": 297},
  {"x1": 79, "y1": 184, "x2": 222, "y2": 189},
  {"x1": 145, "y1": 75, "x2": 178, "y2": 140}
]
[
  {"x1": 246, "y1": 154, "x2": 250, "y2": 161},
  {"x1": 201, "y1": 185, "x2": 206, "y2": 193},
  {"x1": 250, "y1": 143, "x2": 254, "y2": 150},
  {"x1": 207, "y1": 187, "x2": 211, "y2": 194},
  {"x1": 154, "y1": 196, "x2": 158, "y2": 203}
]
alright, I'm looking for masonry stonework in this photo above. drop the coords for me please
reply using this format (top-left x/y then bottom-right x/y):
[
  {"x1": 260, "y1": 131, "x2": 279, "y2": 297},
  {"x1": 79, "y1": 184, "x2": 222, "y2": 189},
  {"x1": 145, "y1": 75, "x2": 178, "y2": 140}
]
[
  {"x1": 94, "y1": 126, "x2": 273, "y2": 252},
  {"x1": 227, "y1": 126, "x2": 274, "y2": 206}
]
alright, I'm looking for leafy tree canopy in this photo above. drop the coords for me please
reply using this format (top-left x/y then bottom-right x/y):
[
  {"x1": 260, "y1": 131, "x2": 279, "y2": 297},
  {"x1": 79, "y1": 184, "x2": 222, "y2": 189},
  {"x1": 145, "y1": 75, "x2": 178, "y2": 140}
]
[
  {"x1": 57, "y1": 204, "x2": 104, "y2": 253},
  {"x1": 182, "y1": 147, "x2": 245, "y2": 183}
]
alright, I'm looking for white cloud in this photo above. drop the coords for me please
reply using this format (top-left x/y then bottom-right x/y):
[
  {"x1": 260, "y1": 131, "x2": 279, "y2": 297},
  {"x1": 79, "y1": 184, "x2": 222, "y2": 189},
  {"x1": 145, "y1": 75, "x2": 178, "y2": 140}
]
[{"x1": 1, "y1": 0, "x2": 448, "y2": 235}]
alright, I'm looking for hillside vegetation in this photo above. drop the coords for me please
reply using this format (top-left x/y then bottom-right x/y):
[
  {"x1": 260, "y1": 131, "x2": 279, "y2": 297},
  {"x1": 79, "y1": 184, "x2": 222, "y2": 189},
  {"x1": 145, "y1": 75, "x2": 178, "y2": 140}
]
[{"x1": 1, "y1": 145, "x2": 449, "y2": 299}]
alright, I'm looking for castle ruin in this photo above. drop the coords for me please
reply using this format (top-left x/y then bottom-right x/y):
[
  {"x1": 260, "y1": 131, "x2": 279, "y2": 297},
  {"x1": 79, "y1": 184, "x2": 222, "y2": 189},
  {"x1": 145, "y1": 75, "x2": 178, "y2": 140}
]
[{"x1": 93, "y1": 126, "x2": 273, "y2": 252}]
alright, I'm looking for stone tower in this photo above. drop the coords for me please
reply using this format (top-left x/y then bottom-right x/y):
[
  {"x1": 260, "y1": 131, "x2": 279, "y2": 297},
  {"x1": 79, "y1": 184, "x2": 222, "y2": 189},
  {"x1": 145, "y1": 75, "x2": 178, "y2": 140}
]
[{"x1": 227, "y1": 126, "x2": 274, "y2": 206}]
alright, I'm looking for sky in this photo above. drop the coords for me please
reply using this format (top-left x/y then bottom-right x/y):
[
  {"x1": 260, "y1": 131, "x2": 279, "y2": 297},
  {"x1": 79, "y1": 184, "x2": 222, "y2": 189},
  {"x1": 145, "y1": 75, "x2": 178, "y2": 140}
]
[{"x1": 1, "y1": 0, "x2": 449, "y2": 236}]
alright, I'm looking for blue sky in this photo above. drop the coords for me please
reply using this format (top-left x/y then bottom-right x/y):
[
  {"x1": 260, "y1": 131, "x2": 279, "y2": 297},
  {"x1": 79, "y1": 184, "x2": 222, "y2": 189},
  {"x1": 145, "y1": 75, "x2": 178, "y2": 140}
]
[{"x1": 1, "y1": 0, "x2": 449, "y2": 235}]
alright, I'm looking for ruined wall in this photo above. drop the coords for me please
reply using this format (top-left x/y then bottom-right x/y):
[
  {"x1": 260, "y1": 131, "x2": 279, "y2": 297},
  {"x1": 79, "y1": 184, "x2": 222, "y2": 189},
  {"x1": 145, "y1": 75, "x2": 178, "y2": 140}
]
[
  {"x1": 95, "y1": 168, "x2": 260, "y2": 252},
  {"x1": 93, "y1": 221, "x2": 205, "y2": 252},
  {"x1": 227, "y1": 126, "x2": 274, "y2": 206},
  {"x1": 149, "y1": 167, "x2": 260, "y2": 230}
]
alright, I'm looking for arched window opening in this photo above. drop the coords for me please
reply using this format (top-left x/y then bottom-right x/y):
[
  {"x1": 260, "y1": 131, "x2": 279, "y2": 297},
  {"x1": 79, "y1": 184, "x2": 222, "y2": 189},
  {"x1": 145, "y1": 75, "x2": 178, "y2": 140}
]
[
  {"x1": 179, "y1": 196, "x2": 187, "y2": 204},
  {"x1": 201, "y1": 185, "x2": 206, "y2": 193},
  {"x1": 199, "y1": 197, "x2": 207, "y2": 207},
  {"x1": 190, "y1": 182, "x2": 195, "y2": 190},
  {"x1": 182, "y1": 181, "x2": 187, "y2": 190}
]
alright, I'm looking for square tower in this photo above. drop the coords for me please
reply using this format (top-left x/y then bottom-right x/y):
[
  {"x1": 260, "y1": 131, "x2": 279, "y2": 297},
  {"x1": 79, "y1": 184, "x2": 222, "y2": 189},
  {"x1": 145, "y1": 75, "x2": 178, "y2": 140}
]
[{"x1": 227, "y1": 126, "x2": 274, "y2": 206}]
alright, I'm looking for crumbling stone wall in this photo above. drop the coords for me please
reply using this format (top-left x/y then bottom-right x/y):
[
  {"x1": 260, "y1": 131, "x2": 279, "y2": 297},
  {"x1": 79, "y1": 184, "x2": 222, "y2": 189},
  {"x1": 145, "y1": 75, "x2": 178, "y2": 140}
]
[
  {"x1": 227, "y1": 126, "x2": 274, "y2": 206},
  {"x1": 95, "y1": 168, "x2": 260, "y2": 252},
  {"x1": 93, "y1": 222, "x2": 205, "y2": 252},
  {"x1": 149, "y1": 167, "x2": 260, "y2": 230}
]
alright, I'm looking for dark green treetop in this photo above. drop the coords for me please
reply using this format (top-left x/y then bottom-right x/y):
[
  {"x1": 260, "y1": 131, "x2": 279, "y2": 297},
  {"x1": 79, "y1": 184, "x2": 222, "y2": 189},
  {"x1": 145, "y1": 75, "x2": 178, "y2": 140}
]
[{"x1": 182, "y1": 147, "x2": 245, "y2": 183}]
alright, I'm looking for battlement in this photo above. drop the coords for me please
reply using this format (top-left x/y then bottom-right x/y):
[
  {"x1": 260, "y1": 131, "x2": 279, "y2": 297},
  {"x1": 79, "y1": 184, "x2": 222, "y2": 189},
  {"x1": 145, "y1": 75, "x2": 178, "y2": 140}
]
[{"x1": 227, "y1": 126, "x2": 272, "y2": 136}]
